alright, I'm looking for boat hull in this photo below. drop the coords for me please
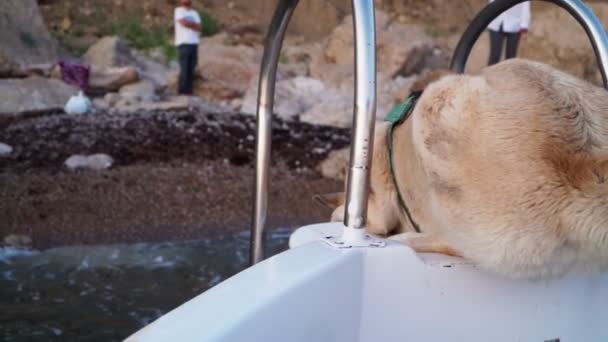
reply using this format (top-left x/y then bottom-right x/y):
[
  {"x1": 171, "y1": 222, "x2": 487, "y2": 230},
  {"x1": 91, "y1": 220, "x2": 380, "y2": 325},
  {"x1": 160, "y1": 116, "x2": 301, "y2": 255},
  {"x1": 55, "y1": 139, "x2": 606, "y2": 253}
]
[{"x1": 127, "y1": 223, "x2": 608, "y2": 341}]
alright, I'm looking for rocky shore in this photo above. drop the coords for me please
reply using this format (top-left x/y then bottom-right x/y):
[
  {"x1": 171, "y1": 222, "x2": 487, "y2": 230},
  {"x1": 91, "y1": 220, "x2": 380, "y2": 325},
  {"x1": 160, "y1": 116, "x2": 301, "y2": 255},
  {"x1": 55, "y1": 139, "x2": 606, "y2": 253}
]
[{"x1": 0, "y1": 109, "x2": 350, "y2": 249}]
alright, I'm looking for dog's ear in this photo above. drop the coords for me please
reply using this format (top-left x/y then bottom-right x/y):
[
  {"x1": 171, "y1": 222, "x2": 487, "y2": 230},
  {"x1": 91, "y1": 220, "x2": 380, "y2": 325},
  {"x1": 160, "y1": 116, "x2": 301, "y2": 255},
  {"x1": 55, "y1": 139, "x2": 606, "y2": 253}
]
[{"x1": 313, "y1": 192, "x2": 345, "y2": 209}]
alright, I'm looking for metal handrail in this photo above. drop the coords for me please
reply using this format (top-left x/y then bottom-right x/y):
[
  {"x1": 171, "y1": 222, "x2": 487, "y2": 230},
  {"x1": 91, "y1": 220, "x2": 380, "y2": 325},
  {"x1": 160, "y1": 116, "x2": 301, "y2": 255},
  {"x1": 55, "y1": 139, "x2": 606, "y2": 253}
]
[
  {"x1": 450, "y1": 0, "x2": 608, "y2": 89},
  {"x1": 344, "y1": 0, "x2": 377, "y2": 230},
  {"x1": 251, "y1": 0, "x2": 299, "y2": 265},
  {"x1": 251, "y1": 0, "x2": 377, "y2": 264}
]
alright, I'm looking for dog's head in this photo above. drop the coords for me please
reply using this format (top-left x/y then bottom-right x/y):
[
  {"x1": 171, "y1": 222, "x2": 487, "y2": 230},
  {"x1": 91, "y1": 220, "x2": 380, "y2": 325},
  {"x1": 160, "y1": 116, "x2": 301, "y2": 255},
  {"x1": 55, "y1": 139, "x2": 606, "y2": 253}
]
[{"x1": 314, "y1": 69, "x2": 453, "y2": 235}]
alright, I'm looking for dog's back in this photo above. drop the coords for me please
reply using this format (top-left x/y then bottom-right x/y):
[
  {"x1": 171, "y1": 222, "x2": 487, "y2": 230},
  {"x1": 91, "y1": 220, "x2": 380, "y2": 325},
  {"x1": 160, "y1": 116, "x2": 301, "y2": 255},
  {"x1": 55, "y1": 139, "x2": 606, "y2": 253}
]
[{"x1": 413, "y1": 59, "x2": 608, "y2": 278}]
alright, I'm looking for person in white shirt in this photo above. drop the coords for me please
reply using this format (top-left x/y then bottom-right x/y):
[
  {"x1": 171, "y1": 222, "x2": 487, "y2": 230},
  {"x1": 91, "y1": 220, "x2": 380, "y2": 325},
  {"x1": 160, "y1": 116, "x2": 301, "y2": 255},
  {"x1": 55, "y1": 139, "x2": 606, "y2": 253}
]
[
  {"x1": 487, "y1": 1, "x2": 531, "y2": 65},
  {"x1": 175, "y1": 0, "x2": 202, "y2": 95}
]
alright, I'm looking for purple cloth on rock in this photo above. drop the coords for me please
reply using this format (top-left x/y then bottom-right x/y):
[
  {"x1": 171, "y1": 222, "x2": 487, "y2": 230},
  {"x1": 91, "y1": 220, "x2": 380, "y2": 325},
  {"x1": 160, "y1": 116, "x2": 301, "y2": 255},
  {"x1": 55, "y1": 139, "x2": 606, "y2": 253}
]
[{"x1": 58, "y1": 60, "x2": 90, "y2": 91}]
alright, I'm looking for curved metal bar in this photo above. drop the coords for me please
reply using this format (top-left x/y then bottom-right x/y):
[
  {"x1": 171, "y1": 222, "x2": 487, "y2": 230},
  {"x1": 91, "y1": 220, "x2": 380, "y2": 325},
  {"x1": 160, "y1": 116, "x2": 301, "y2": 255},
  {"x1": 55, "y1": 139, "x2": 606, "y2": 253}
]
[
  {"x1": 450, "y1": 0, "x2": 608, "y2": 88},
  {"x1": 251, "y1": 0, "x2": 299, "y2": 265},
  {"x1": 344, "y1": 0, "x2": 377, "y2": 229}
]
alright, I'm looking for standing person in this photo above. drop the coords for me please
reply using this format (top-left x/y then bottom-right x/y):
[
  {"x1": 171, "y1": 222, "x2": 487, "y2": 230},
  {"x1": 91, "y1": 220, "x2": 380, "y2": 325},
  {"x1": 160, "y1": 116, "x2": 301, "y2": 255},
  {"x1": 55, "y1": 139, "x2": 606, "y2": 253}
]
[
  {"x1": 487, "y1": 1, "x2": 531, "y2": 65},
  {"x1": 175, "y1": 0, "x2": 202, "y2": 95}
]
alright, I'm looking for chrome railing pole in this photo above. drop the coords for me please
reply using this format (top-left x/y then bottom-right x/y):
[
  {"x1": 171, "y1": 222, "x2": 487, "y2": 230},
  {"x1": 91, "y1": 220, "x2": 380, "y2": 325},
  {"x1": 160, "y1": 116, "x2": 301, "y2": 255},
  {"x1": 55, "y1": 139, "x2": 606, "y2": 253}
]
[
  {"x1": 344, "y1": 0, "x2": 377, "y2": 230},
  {"x1": 251, "y1": 0, "x2": 299, "y2": 265},
  {"x1": 450, "y1": 0, "x2": 608, "y2": 88}
]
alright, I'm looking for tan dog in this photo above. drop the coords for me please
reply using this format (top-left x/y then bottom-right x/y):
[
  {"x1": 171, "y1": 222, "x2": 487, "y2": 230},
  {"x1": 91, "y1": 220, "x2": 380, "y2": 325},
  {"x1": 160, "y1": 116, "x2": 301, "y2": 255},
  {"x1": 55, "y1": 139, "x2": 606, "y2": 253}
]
[{"x1": 318, "y1": 59, "x2": 608, "y2": 279}]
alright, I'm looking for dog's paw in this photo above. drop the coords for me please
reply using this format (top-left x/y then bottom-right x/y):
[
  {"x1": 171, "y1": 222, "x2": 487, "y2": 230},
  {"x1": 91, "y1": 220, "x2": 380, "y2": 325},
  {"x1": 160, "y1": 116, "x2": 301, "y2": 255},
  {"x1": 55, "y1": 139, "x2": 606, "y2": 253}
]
[
  {"x1": 388, "y1": 232, "x2": 462, "y2": 257},
  {"x1": 387, "y1": 232, "x2": 419, "y2": 245}
]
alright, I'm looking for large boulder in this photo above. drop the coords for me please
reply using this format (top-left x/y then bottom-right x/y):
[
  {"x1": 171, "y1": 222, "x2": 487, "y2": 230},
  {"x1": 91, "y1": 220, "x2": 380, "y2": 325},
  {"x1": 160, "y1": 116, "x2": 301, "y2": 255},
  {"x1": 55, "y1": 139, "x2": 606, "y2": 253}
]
[
  {"x1": 84, "y1": 36, "x2": 171, "y2": 91},
  {"x1": 119, "y1": 80, "x2": 157, "y2": 103},
  {"x1": 244, "y1": 0, "x2": 351, "y2": 41},
  {"x1": 131, "y1": 50, "x2": 173, "y2": 92},
  {"x1": 310, "y1": 11, "x2": 448, "y2": 87},
  {"x1": 300, "y1": 93, "x2": 352, "y2": 128},
  {"x1": 83, "y1": 36, "x2": 136, "y2": 68},
  {"x1": 0, "y1": 77, "x2": 78, "y2": 116},
  {"x1": 242, "y1": 72, "x2": 417, "y2": 128},
  {"x1": 441, "y1": 2, "x2": 608, "y2": 84},
  {"x1": 89, "y1": 65, "x2": 139, "y2": 92},
  {"x1": 0, "y1": 0, "x2": 62, "y2": 68},
  {"x1": 300, "y1": 75, "x2": 416, "y2": 128},
  {"x1": 197, "y1": 33, "x2": 261, "y2": 96},
  {"x1": 241, "y1": 76, "x2": 328, "y2": 120},
  {"x1": 519, "y1": 2, "x2": 608, "y2": 85}
]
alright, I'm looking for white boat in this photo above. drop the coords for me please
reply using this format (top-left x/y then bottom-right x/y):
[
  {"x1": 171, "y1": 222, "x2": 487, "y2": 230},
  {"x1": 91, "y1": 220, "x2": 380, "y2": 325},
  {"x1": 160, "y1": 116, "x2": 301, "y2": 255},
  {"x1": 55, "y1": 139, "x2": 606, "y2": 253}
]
[{"x1": 126, "y1": 0, "x2": 608, "y2": 341}]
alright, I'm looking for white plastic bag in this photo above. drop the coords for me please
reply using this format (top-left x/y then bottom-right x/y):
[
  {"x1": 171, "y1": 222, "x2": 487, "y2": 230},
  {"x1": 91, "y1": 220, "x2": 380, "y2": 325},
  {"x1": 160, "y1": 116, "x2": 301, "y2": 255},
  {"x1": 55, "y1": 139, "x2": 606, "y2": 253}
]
[{"x1": 64, "y1": 91, "x2": 92, "y2": 115}]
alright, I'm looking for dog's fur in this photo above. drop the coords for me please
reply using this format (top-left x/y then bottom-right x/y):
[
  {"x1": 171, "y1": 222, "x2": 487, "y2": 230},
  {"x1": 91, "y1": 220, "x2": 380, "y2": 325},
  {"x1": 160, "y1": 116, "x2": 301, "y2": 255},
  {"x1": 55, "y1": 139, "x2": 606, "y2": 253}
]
[{"x1": 318, "y1": 59, "x2": 608, "y2": 279}]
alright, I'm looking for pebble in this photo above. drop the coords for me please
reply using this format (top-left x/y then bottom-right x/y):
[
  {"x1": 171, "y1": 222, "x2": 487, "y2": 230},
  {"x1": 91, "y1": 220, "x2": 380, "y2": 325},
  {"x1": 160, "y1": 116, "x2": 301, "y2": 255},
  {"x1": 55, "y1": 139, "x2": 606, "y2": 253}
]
[
  {"x1": 0, "y1": 143, "x2": 13, "y2": 156},
  {"x1": 3, "y1": 234, "x2": 32, "y2": 248},
  {"x1": 65, "y1": 154, "x2": 114, "y2": 171}
]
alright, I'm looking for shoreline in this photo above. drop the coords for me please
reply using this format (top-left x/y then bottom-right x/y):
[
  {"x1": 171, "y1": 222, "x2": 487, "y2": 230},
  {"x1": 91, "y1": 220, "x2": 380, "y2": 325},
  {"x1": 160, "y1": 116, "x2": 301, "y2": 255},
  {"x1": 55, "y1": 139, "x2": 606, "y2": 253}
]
[{"x1": 0, "y1": 109, "x2": 348, "y2": 249}]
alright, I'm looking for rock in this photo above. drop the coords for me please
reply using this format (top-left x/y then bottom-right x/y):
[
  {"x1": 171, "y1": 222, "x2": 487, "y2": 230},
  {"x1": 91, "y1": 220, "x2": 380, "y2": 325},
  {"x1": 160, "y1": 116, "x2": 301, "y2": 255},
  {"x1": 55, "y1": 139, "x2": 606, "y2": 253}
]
[
  {"x1": 317, "y1": 148, "x2": 350, "y2": 180},
  {"x1": 0, "y1": 77, "x2": 79, "y2": 116},
  {"x1": 51, "y1": 63, "x2": 139, "y2": 93},
  {"x1": 0, "y1": 51, "x2": 23, "y2": 78},
  {"x1": 167, "y1": 69, "x2": 180, "y2": 91},
  {"x1": 277, "y1": 44, "x2": 315, "y2": 78},
  {"x1": 439, "y1": 2, "x2": 608, "y2": 84},
  {"x1": 3, "y1": 234, "x2": 32, "y2": 248},
  {"x1": 0, "y1": 0, "x2": 62, "y2": 68},
  {"x1": 311, "y1": 11, "x2": 447, "y2": 87},
  {"x1": 113, "y1": 97, "x2": 137, "y2": 110},
  {"x1": 146, "y1": 47, "x2": 169, "y2": 65},
  {"x1": 114, "y1": 96, "x2": 190, "y2": 113},
  {"x1": 65, "y1": 154, "x2": 114, "y2": 171},
  {"x1": 88, "y1": 65, "x2": 139, "y2": 92},
  {"x1": 60, "y1": 17, "x2": 72, "y2": 32},
  {"x1": 83, "y1": 36, "x2": 136, "y2": 68},
  {"x1": 300, "y1": 92, "x2": 352, "y2": 128},
  {"x1": 138, "y1": 65, "x2": 170, "y2": 93},
  {"x1": 519, "y1": 2, "x2": 608, "y2": 85},
  {"x1": 92, "y1": 98, "x2": 110, "y2": 111},
  {"x1": 104, "y1": 92, "x2": 121, "y2": 106},
  {"x1": 242, "y1": 73, "x2": 416, "y2": 128},
  {"x1": 182, "y1": 96, "x2": 228, "y2": 114},
  {"x1": 119, "y1": 80, "x2": 157, "y2": 102},
  {"x1": 113, "y1": 95, "x2": 226, "y2": 114},
  {"x1": 241, "y1": 76, "x2": 327, "y2": 120},
  {"x1": 242, "y1": 0, "x2": 350, "y2": 41},
  {"x1": 84, "y1": 36, "x2": 171, "y2": 92},
  {"x1": 379, "y1": 74, "x2": 418, "y2": 110},
  {"x1": 131, "y1": 49, "x2": 172, "y2": 92},
  {"x1": 0, "y1": 143, "x2": 13, "y2": 156},
  {"x1": 22, "y1": 63, "x2": 54, "y2": 78},
  {"x1": 197, "y1": 34, "x2": 261, "y2": 96},
  {"x1": 301, "y1": 75, "x2": 416, "y2": 128}
]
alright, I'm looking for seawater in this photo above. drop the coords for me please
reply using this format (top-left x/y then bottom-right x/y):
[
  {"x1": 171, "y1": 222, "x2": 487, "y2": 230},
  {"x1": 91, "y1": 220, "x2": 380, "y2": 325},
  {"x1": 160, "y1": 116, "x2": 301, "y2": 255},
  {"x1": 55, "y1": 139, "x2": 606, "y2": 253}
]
[{"x1": 0, "y1": 228, "x2": 293, "y2": 341}]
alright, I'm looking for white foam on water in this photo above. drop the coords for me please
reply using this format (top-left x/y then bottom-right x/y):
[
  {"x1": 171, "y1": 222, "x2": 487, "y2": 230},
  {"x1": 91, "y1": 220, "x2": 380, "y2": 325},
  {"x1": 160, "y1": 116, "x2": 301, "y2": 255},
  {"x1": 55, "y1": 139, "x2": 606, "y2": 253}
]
[
  {"x1": 2, "y1": 270, "x2": 16, "y2": 281},
  {"x1": 0, "y1": 247, "x2": 37, "y2": 262},
  {"x1": 77, "y1": 257, "x2": 91, "y2": 271}
]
